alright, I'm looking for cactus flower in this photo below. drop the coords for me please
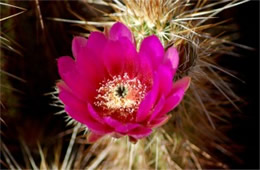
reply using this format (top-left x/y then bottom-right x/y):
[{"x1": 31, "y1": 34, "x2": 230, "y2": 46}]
[{"x1": 57, "y1": 22, "x2": 190, "y2": 143}]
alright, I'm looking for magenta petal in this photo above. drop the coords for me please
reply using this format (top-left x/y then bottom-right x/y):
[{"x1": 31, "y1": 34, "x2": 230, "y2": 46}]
[
  {"x1": 57, "y1": 56, "x2": 97, "y2": 100},
  {"x1": 136, "y1": 72, "x2": 160, "y2": 122},
  {"x1": 57, "y1": 81, "x2": 71, "y2": 93},
  {"x1": 136, "y1": 94, "x2": 153, "y2": 122},
  {"x1": 85, "y1": 32, "x2": 107, "y2": 64},
  {"x1": 157, "y1": 77, "x2": 191, "y2": 118},
  {"x1": 75, "y1": 32, "x2": 108, "y2": 89},
  {"x1": 66, "y1": 106, "x2": 112, "y2": 135},
  {"x1": 76, "y1": 32, "x2": 108, "y2": 81},
  {"x1": 162, "y1": 92, "x2": 182, "y2": 115},
  {"x1": 59, "y1": 92, "x2": 105, "y2": 131},
  {"x1": 103, "y1": 37, "x2": 138, "y2": 76},
  {"x1": 109, "y1": 22, "x2": 133, "y2": 43},
  {"x1": 72, "y1": 36, "x2": 87, "y2": 59},
  {"x1": 151, "y1": 77, "x2": 190, "y2": 120},
  {"x1": 155, "y1": 92, "x2": 183, "y2": 120},
  {"x1": 87, "y1": 132, "x2": 104, "y2": 143},
  {"x1": 117, "y1": 123, "x2": 140, "y2": 133},
  {"x1": 150, "y1": 116, "x2": 170, "y2": 128},
  {"x1": 103, "y1": 40, "x2": 125, "y2": 76},
  {"x1": 128, "y1": 127, "x2": 152, "y2": 139},
  {"x1": 83, "y1": 115, "x2": 112, "y2": 135},
  {"x1": 119, "y1": 38, "x2": 139, "y2": 77},
  {"x1": 157, "y1": 65, "x2": 173, "y2": 96},
  {"x1": 104, "y1": 117, "x2": 140, "y2": 133},
  {"x1": 87, "y1": 32, "x2": 107, "y2": 52},
  {"x1": 57, "y1": 56, "x2": 90, "y2": 100},
  {"x1": 172, "y1": 76, "x2": 191, "y2": 93},
  {"x1": 64, "y1": 106, "x2": 87, "y2": 125},
  {"x1": 103, "y1": 117, "x2": 121, "y2": 129},
  {"x1": 88, "y1": 104, "x2": 104, "y2": 123},
  {"x1": 59, "y1": 88, "x2": 85, "y2": 112},
  {"x1": 77, "y1": 49, "x2": 105, "y2": 92},
  {"x1": 148, "y1": 95, "x2": 165, "y2": 122},
  {"x1": 57, "y1": 56, "x2": 76, "y2": 82},
  {"x1": 137, "y1": 54, "x2": 153, "y2": 85},
  {"x1": 139, "y1": 35, "x2": 164, "y2": 69},
  {"x1": 163, "y1": 47, "x2": 179, "y2": 74},
  {"x1": 58, "y1": 82, "x2": 88, "y2": 123}
]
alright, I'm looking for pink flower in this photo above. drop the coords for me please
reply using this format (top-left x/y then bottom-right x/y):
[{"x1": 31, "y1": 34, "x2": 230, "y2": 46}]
[{"x1": 57, "y1": 22, "x2": 190, "y2": 143}]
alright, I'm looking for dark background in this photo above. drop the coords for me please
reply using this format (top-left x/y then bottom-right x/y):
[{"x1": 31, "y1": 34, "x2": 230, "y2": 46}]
[{"x1": 228, "y1": 0, "x2": 259, "y2": 168}]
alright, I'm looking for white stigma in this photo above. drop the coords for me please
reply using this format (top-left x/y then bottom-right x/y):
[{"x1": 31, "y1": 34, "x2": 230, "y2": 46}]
[{"x1": 94, "y1": 73, "x2": 147, "y2": 115}]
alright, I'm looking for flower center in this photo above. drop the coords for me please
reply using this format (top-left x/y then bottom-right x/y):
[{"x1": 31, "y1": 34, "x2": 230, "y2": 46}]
[
  {"x1": 115, "y1": 85, "x2": 127, "y2": 98},
  {"x1": 94, "y1": 73, "x2": 147, "y2": 122}
]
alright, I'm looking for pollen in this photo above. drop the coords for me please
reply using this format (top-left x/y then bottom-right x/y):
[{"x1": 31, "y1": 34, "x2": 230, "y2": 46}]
[{"x1": 94, "y1": 73, "x2": 147, "y2": 121}]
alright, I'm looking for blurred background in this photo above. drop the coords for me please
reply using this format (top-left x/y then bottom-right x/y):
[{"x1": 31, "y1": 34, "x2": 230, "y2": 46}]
[{"x1": 0, "y1": 0, "x2": 259, "y2": 169}]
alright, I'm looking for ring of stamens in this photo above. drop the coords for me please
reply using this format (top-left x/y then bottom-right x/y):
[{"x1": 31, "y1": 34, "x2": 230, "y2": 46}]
[{"x1": 94, "y1": 73, "x2": 147, "y2": 121}]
